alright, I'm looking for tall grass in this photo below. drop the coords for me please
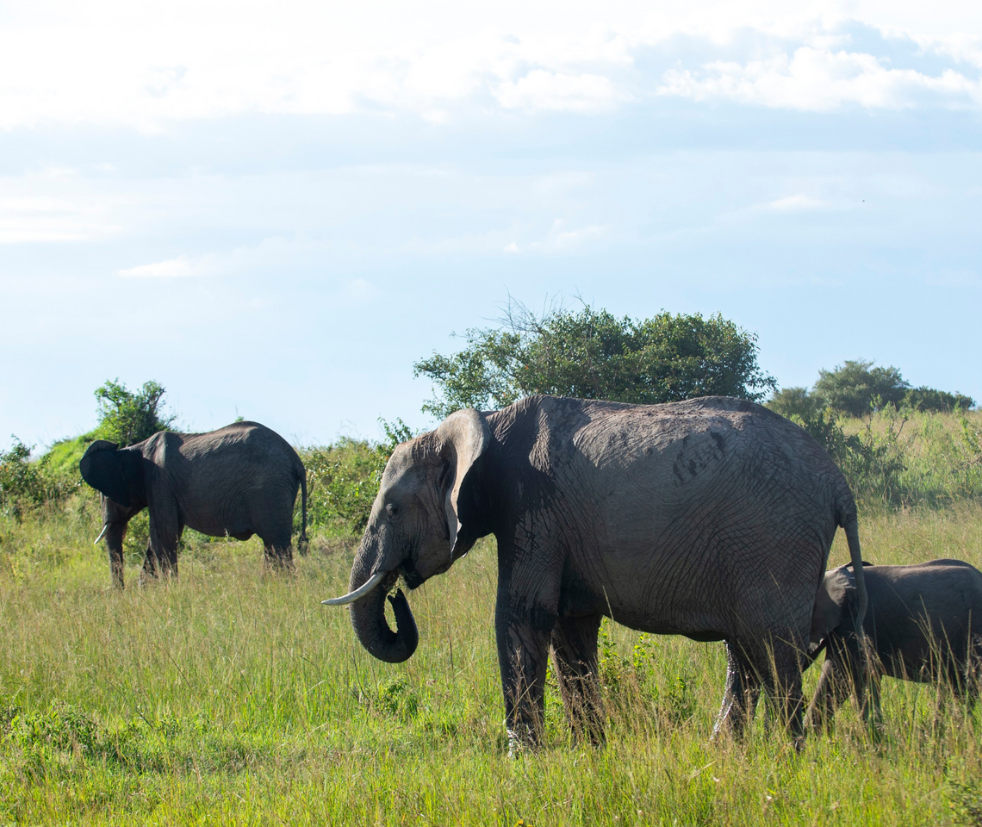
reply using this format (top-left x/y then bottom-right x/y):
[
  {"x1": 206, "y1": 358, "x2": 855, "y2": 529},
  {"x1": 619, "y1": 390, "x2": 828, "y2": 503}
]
[
  {"x1": 2, "y1": 410, "x2": 981, "y2": 824},
  {"x1": 2, "y1": 491, "x2": 982, "y2": 825},
  {"x1": 794, "y1": 408, "x2": 982, "y2": 513}
]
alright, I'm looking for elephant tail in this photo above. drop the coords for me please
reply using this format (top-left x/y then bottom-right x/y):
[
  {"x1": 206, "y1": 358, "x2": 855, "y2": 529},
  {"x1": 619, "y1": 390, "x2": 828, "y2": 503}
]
[
  {"x1": 841, "y1": 514, "x2": 867, "y2": 626},
  {"x1": 834, "y1": 485, "x2": 867, "y2": 625},
  {"x1": 297, "y1": 457, "x2": 309, "y2": 557}
]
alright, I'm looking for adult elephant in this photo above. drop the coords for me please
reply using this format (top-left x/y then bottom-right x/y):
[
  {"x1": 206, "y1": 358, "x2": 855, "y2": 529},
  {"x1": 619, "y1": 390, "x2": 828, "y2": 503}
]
[
  {"x1": 80, "y1": 421, "x2": 307, "y2": 588},
  {"x1": 323, "y1": 395, "x2": 867, "y2": 750}
]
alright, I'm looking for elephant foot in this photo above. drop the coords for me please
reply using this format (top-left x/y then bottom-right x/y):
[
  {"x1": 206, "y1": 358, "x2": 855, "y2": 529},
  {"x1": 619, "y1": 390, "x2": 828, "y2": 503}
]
[{"x1": 506, "y1": 723, "x2": 541, "y2": 758}]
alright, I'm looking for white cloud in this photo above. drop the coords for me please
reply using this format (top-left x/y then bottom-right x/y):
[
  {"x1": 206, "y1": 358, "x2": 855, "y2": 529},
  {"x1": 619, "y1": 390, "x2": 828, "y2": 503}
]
[
  {"x1": 494, "y1": 70, "x2": 627, "y2": 112},
  {"x1": 0, "y1": 195, "x2": 121, "y2": 244},
  {"x1": 762, "y1": 193, "x2": 835, "y2": 211},
  {"x1": 658, "y1": 46, "x2": 982, "y2": 111},
  {"x1": 504, "y1": 219, "x2": 608, "y2": 253},
  {"x1": 345, "y1": 278, "x2": 382, "y2": 302},
  {"x1": 114, "y1": 237, "x2": 327, "y2": 279},
  {"x1": 925, "y1": 270, "x2": 982, "y2": 287},
  {"x1": 116, "y1": 255, "x2": 209, "y2": 278},
  {"x1": 2, "y1": 2, "x2": 979, "y2": 130}
]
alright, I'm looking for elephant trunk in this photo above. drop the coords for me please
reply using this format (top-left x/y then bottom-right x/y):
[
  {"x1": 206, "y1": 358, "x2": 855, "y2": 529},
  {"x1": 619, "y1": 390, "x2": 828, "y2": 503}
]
[{"x1": 347, "y1": 543, "x2": 418, "y2": 664}]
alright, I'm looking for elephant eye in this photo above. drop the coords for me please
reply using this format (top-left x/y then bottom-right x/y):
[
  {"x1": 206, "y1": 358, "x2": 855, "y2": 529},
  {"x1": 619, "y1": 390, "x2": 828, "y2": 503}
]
[{"x1": 385, "y1": 502, "x2": 400, "y2": 520}]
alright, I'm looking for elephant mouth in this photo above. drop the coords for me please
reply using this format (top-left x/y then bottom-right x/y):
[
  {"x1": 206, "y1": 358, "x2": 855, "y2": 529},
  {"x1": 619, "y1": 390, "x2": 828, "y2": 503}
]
[{"x1": 400, "y1": 558, "x2": 424, "y2": 590}]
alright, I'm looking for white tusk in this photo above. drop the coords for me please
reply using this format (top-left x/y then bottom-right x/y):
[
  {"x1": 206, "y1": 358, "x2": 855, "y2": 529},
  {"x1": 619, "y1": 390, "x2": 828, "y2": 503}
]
[
  {"x1": 93, "y1": 524, "x2": 109, "y2": 545},
  {"x1": 321, "y1": 570, "x2": 388, "y2": 606}
]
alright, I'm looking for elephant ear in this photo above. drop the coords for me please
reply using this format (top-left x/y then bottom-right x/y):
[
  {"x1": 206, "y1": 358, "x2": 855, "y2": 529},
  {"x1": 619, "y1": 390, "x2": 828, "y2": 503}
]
[
  {"x1": 435, "y1": 408, "x2": 491, "y2": 557},
  {"x1": 80, "y1": 440, "x2": 132, "y2": 507},
  {"x1": 809, "y1": 566, "x2": 857, "y2": 652}
]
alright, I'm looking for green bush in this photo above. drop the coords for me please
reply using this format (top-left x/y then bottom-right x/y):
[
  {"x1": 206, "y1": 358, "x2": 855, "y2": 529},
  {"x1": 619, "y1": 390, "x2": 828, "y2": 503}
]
[
  {"x1": 903, "y1": 386, "x2": 975, "y2": 413},
  {"x1": 93, "y1": 379, "x2": 175, "y2": 447},
  {"x1": 299, "y1": 419, "x2": 415, "y2": 536},
  {"x1": 300, "y1": 438, "x2": 387, "y2": 535},
  {"x1": 0, "y1": 439, "x2": 81, "y2": 519},
  {"x1": 766, "y1": 386, "x2": 820, "y2": 421},
  {"x1": 414, "y1": 301, "x2": 776, "y2": 419},
  {"x1": 775, "y1": 359, "x2": 975, "y2": 419},
  {"x1": 782, "y1": 406, "x2": 982, "y2": 511}
]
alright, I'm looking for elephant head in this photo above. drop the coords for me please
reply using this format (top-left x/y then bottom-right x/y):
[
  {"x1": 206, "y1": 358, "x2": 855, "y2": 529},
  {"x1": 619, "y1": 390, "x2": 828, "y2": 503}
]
[
  {"x1": 80, "y1": 440, "x2": 147, "y2": 589},
  {"x1": 809, "y1": 564, "x2": 860, "y2": 654},
  {"x1": 79, "y1": 440, "x2": 146, "y2": 508},
  {"x1": 323, "y1": 409, "x2": 491, "y2": 663}
]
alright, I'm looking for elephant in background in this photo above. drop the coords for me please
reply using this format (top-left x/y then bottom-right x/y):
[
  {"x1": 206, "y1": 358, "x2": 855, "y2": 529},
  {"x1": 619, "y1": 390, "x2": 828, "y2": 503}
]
[
  {"x1": 806, "y1": 559, "x2": 982, "y2": 729},
  {"x1": 80, "y1": 421, "x2": 307, "y2": 588},
  {"x1": 323, "y1": 395, "x2": 868, "y2": 750}
]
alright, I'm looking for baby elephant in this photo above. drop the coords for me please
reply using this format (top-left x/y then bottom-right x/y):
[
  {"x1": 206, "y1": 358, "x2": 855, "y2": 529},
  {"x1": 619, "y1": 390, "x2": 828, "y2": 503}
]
[{"x1": 806, "y1": 559, "x2": 982, "y2": 728}]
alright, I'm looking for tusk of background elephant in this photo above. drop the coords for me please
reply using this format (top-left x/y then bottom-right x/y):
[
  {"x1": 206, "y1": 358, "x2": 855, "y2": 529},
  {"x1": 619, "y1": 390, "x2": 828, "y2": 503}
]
[
  {"x1": 321, "y1": 570, "x2": 388, "y2": 606},
  {"x1": 93, "y1": 524, "x2": 109, "y2": 545}
]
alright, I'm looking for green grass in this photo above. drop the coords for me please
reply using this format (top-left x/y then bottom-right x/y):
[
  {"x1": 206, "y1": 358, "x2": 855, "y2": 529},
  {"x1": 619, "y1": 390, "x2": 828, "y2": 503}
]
[{"x1": 2, "y1": 494, "x2": 982, "y2": 825}]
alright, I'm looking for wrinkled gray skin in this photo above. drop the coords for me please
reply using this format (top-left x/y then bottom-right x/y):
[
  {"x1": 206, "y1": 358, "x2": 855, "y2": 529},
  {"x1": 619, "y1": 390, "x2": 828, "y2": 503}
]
[
  {"x1": 806, "y1": 559, "x2": 982, "y2": 729},
  {"x1": 80, "y1": 421, "x2": 307, "y2": 588},
  {"x1": 330, "y1": 395, "x2": 867, "y2": 750}
]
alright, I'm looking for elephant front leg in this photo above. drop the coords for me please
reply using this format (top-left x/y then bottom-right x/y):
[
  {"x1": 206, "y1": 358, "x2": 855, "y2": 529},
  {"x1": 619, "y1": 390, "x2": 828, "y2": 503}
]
[
  {"x1": 551, "y1": 614, "x2": 604, "y2": 745},
  {"x1": 103, "y1": 522, "x2": 128, "y2": 589},
  {"x1": 804, "y1": 658, "x2": 841, "y2": 733},
  {"x1": 496, "y1": 596, "x2": 554, "y2": 755},
  {"x1": 838, "y1": 632, "x2": 882, "y2": 734}
]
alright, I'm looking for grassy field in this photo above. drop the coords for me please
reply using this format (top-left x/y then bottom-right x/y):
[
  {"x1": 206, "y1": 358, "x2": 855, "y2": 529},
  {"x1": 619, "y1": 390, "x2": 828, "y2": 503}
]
[{"x1": 2, "y1": 492, "x2": 982, "y2": 825}]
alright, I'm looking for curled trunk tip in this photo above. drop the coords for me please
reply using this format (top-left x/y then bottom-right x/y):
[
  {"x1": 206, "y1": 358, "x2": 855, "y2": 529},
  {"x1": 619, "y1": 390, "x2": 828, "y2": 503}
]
[{"x1": 349, "y1": 578, "x2": 419, "y2": 664}]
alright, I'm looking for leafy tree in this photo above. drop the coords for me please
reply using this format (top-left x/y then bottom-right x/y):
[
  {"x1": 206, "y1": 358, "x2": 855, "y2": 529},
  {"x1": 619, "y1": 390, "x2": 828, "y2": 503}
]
[
  {"x1": 902, "y1": 387, "x2": 975, "y2": 413},
  {"x1": 766, "y1": 386, "x2": 821, "y2": 421},
  {"x1": 414, "y1": 303, "x2": 776, "y2": 419},
  {"x1": 0, "y1": 439, "x2": 47, "y2": 516},
  {"x1": 94, "y1": 380, "x2": 175, "y2": 446},
  {"x1": 807, "y1": 360, "x2": 975, "y2": 417},
  {"x1": 300, "y1": 418, "x2": 418, "y2": 535},
  {"x1": 812, "y1": 360, "x2": 909, "y2": 417},
  {"x1": 0, "y1": 438, "x2": 80, "y2": 516}
]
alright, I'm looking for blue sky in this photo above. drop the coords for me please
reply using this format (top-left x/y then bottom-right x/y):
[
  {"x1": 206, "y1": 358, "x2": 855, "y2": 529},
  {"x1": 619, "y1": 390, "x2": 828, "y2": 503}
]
[{"x1": 2, "y1": 0, "x2": 980, "y2": 448}]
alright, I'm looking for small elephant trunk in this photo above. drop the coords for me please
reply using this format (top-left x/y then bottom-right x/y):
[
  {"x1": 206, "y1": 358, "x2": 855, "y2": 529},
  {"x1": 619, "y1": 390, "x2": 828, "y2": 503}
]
[{"x1": 348, "y1": 546, "x2": 418, "y2": 663}]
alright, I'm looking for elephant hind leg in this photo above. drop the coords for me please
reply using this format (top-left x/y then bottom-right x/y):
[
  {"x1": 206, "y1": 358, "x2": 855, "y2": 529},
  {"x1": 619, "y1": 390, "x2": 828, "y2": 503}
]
[
  {"x1": 259, "y1": 529, "x2": 294, "y2": 571},
  {"x1": 550, "y1": 614, "x2": 604, "y2": 745},
  {"x1": 713, "y1": 642, "x2": 762, "y2": 741},
  {"x1": 140, "y1": 543, "x2": 179, "y2": 583},
  {"x1": 760, "y1": 642, "x2": 807, "y2": 748},
  {"x1": 143, "y1": 500, "x2": 180, "y2": 584}
]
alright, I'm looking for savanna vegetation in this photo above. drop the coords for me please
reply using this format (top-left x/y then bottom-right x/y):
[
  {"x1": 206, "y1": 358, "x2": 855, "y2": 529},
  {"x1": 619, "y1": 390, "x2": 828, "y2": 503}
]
[{"x1": 2, "y1": 311, "x2": 982, "y2": 825}]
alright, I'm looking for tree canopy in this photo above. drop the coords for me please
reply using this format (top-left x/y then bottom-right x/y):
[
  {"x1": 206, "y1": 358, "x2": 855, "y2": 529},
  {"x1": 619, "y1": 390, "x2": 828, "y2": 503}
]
[
  {"x1": 94, "y1": 379, "x2": 175, "y2": 446},
  {"x1": 767, "y1": 359, "x2": 975, "y2": 421},
  {"x1": 769, "y1": 360, "x2": 975, "y2": 420},
  {"x1": 812, "y1": 360, "x2": 909, "y2": 417},
  {"x1": 413, "y1": 303, "x2": 776, "y2": 419}
]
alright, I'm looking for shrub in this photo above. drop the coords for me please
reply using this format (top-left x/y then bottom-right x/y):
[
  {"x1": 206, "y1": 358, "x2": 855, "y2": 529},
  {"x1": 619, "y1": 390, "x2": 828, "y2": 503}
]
[
  {"x1": 0, "y1": 439, "x2": 80, "y2": 518},
  {"x1": 300, "y1": 419, "x2": 415, "y2": 536},
  {"x1": 94, "y1": 379, "x2": 175, "y2": 447},
  {"x1": 813, "y1": 359, "x2": 909, "y2": 417},
  {"x1": 0, "y1": 440, "x2": 48, "y2": 516},
  {"x1": 766, "y1": 386, "x2": 821, "y2": 421},
  {"x1": 414, "y1": 301, "x2": 776, "y2": 419},
  {"x1": 903, "y1": 386, "x2": 975, "y2": 413}
]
